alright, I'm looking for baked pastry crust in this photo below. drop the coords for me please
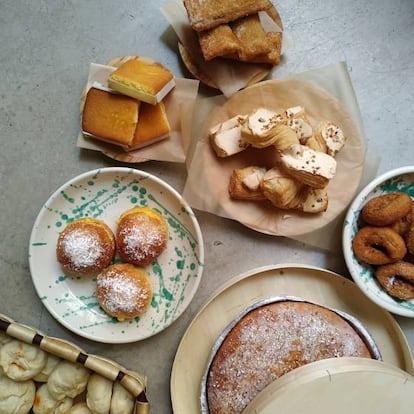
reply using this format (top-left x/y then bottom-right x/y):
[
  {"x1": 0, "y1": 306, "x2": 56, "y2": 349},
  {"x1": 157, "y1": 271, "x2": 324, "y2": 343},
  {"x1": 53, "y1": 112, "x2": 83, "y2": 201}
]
[
  {"x1": 228, "y1": 166, "x2": 267, "y2": 200},
  {"x1": 183, "y1": 0, "x2": 271, "y2": 32},
  {"x1": 206, "y1": 300, "x2": 372, "y2": 414}
]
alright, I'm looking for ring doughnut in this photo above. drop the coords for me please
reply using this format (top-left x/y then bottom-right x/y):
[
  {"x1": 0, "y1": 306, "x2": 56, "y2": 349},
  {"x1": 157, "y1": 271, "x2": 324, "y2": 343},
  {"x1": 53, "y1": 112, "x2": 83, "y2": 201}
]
[
  {"x1": 375, "y1": 261, "x2": 414, "y2": 300},
  {"x1": 361, "y1": 192, "x2": 412, "y2": 226},
  {"x1": 352, "y1": 226, "x2": 407, "y2": 265}
]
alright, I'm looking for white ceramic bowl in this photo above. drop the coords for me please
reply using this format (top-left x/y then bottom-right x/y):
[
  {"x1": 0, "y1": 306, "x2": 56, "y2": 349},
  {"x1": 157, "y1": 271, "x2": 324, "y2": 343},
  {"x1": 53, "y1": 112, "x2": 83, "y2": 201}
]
[{"x1": 343, "y1": 166, "x2": 414, "y2": 317}]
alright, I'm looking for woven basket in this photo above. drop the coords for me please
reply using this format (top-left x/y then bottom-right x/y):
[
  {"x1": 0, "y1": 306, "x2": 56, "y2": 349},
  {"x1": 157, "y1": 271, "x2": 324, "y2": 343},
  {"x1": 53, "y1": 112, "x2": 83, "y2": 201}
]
[{"x1": 0, "y1": 313, "x2": 150, "y2": 414}]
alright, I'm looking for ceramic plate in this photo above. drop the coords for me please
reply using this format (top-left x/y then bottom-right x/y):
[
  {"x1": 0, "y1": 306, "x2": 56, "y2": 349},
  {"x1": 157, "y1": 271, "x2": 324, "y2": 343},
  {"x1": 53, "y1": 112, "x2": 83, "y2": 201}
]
[
  {"x1": 343, "y1": 166, "x2": 414, "y2": 317},
  {"x1": 29, "y1": 167, "x2": 204, "y2": 343},
  {"x1": 170, "y1": 264, "x2": 413, "y2": 414}
]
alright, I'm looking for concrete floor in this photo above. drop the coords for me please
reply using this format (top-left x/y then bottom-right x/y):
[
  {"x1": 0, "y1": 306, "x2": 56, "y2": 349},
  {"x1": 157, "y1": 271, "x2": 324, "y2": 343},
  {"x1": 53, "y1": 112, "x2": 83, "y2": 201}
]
[{"x1": 1, "y1": 0, "x2": 414, "y2": 412}]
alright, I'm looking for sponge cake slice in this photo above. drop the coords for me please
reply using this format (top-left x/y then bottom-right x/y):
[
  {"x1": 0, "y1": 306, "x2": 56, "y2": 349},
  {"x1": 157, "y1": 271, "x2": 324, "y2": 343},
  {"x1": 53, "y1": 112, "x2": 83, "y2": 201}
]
[
  {"x1": 108, "y1": 58, "x2": 175, "y2": 105},
  {"x1": 82, "y1": 86, "x2": 140, "y2": 148}
]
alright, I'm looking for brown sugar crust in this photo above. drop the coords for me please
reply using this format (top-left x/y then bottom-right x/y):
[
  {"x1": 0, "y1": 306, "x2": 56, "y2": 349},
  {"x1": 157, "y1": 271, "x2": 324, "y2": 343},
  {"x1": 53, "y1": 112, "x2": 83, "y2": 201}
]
[
  {"x1": 206, "y1": 301, "x2": 372, "y2": 414},
  {"x1": 116, "y1": 207, "x2": 168, "y2": 267},
  {"x1": 361, "y1": 192, "x2": 412, "y2": 226},
  {"x1": 352, "y1": 226, "x2": 407, "y2": 265},
  {"x1": 375, "y1": 261, "x2": 414, "y2": 300},
  {"x1": 96, "y1": 263, "x2": 152, "y2": 321},
  {"x1": 56, "y1": 218, "x2": 115, "y2": 277}
]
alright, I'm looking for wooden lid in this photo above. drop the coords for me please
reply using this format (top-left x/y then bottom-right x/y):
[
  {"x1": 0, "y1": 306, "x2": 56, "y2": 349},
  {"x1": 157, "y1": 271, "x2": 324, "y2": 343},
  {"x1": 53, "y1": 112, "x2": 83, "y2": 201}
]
[{"x1": 244, "y1": 357, "x2": 414, "y2": 414}]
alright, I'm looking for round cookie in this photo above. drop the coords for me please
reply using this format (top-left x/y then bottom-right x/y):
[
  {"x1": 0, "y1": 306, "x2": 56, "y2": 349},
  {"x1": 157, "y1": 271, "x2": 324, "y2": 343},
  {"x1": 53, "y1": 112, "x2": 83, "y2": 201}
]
[
  {"x1": 96, "y1": 263, "x2": 153, "y2": 321},
  {"x1": 116, "y1": 207, "x2": 168, "y2": 266},
  {"x1": 56, "y1": 218, "x2": 116, "y2": 277}
]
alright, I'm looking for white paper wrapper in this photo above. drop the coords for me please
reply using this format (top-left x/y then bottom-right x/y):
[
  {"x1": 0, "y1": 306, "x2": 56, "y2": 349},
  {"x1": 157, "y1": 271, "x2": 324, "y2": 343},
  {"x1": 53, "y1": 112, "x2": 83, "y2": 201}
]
[
  {"x1": 182, "y1": 62, "x2": 380, "y2": 251},
  {"x1": 77, "y1": 59, "x2": 199, "y2": 163}
]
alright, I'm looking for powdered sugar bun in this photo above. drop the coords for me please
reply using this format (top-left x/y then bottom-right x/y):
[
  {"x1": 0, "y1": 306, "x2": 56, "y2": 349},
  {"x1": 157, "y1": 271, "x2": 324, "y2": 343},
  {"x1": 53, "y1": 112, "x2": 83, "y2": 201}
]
[
  {"x1": 116, "y1": 207, "x2": 168, "y2": 266},
  {"x1": 56, "y1": 218, "x2": 116, "y2": 277},
  {"x1": 96, "y1": 263, "x2": 153, "y2": 321}
]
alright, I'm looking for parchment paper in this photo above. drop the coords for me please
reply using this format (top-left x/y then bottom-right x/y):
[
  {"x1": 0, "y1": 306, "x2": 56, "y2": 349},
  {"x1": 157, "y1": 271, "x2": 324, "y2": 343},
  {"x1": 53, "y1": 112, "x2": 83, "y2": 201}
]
[
  {"x1": 182, "y1": 62, "x2": 380, "y2": 251},
  {"x1": 77, "y1": 61, "x2": 199, "y2": 163},
  {"x1": 161, "y1": 0, "x2": 283, "y2": 97}
]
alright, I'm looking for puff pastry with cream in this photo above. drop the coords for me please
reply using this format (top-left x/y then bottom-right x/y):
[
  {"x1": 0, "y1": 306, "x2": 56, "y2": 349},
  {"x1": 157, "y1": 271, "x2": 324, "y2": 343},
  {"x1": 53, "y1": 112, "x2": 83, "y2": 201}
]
[
  {"x1": 209, "y1": 114, "x2": 249, "y2": 157},
  {"x1": 228, "y1": 166, "x2": 267, "y2": 200},
  {"x1": 315, "y1": 120, "x2": 347, "y2": 157},
  {"x1": 279, "y1": 144, "x2": 337, "y2": 189}
]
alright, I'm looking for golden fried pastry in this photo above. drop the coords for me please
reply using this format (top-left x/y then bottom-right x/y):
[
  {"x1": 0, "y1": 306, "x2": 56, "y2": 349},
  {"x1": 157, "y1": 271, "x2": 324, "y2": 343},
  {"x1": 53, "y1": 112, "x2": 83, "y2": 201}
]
[
  {"x1": 183, "y1": 0, "x2": 271, "y2": 32},
  {"x1": 314, "y1": 121, "x2": 347, "y2": 157},
  {"x1": 270, "y1": 123, "x2": 301, "y2": 151},
  {"x1": 361, "y1": 192, "x2": 412, "y2": 227},
  {"x1": 305, "y1": 134, "x2": 328, "y2": 153},
  {"x1": 56, "y1": 218, "x2": 116, "y2": 277},
  {"x1": 228, "y1": 166, "x2": 267, "y2": 201},
  {"x1": 352, "y1": 226, "x2": 407, "y2": 265},
  {"x1": 231, "y1": 14, "x2": 272, "y2": 61},
  {"x1": 247, "y1": 31, "x2": 283, "y2": 65},
  {"x1": 108, "y1": 58, "x2": 175, "y2": 105},
  {"x1": 260, "y1": 167, "x2": 328, "y2": 213},
  {"x1": 198, "y1": 24, "x2": 241, "y2": 61},
  {"x1": 209, "y1": 114, "x2": 249, "y2": 157},
  {"x1": 116, "y1": 207, "x2": 169, "y2": 266},
  {"x1": 279, "y1": 144, "x2": 337, "y2": 189},
  {"x1": 96, "y1": 263, "x2": 153, "y2": 321},
  {"x1": 375, "y1": 261, "x2": 414, "y2": 300}
]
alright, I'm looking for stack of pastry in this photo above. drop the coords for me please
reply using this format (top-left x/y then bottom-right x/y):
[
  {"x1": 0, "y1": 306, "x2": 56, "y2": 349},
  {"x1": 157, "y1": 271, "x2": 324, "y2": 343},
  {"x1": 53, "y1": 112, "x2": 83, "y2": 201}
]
[
  {"x1": 183, "y1": 0, "x2": 283, "y2": 65},
  {"x1": 81, "y1": 57, "x2": 174, "y2": 151},
  {"x1": 209, "y1": 105, "x2": 347, "y2": 213}
]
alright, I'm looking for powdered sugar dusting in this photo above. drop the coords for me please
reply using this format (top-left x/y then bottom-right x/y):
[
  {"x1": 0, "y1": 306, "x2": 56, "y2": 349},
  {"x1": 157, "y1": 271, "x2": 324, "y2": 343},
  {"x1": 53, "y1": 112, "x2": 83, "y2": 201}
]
[
  {"x1": 207, "y1": 302, "x2": 370, "y2": 414},
  {"x1": 59, "y1": 228, "x2": 106, "y2": 272},
  {"x1": 97, "y1": 268, "x2": 150, "y2": 314},
  {"x1": 119, "y1": 214, "x2": 166, "y2": 264}
]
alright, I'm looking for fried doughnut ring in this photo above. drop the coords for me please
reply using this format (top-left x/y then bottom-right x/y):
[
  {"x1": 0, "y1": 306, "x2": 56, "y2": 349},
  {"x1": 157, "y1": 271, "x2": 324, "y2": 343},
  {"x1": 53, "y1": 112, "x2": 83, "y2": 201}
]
[
  {"x1": 361, "y1": 192, "x2": 412, "y2": 226},
  {"x1": 352, "y1": 226, "x2": 407, "y2": 265},
  {"x1": 375, "y1": 261, "x2": 414, "y2": 300}
]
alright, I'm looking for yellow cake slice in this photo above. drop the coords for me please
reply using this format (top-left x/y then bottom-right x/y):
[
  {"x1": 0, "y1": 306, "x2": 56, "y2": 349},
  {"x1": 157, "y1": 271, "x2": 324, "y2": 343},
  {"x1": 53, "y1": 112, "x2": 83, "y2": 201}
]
[
  {"x1": 126, "y1": 102, "x2": 171, "y2": 151},
  {"x1": 81, "y1": 85, "x2": 140, "y2": 148},
  {"x1": 108, "y1": 58, "x2": 175, "y2": 105}
]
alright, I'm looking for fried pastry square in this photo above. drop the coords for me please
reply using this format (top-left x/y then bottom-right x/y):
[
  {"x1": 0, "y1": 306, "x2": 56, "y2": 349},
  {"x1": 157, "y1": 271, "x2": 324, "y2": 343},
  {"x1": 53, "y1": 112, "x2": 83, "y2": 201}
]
[
  {"x1": 198, "y1": 24, "x2": 241, "y2": 61},
  {"x1": 231, "y1": 14, "x2": 273, "y2": 61},
  {"x1": 248, "y1": 31, "x2": 283, "y2": 65},
  {"x1": 183, "y1": 0, "x2": 271, "y2": 31}
]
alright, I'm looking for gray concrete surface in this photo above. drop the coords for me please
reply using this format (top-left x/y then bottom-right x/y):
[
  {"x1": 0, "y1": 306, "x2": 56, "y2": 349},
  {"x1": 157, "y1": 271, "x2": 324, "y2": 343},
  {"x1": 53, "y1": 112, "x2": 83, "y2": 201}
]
[{"x1": 0, "y1": 0, "x2": 413, "y2": 412}]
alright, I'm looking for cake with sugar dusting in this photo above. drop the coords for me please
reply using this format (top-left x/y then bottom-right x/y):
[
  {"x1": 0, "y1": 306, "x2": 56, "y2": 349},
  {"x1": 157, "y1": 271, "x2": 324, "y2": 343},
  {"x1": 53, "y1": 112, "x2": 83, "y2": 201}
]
[
  {"x1": 96, "y1": 263, "x2": 152, "y2": 321},
  {"x1": 116, "y1": 207, "x2": 169, "y2": 267},
  {"x1": 206, "y1": 300, "x2": 373, "y2": 414},
  {"x1": 56, "y1": 218, "x2": 116, "y2": 277}
]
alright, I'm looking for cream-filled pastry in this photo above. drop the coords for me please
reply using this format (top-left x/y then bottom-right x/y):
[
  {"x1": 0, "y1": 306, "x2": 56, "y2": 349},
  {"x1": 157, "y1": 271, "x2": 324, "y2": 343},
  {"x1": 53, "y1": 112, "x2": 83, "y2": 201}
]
[
  {"x1": 284, "y1": 105, "x2": 313, "y2": 143},
  {"x1": 315, "y1": 120, "x2": 347, "y2": 157},
  {"x1": 279, "y1": 144, "x2": 337, "y2": 189},
  {"x1": 0, "y1": 340, "x2": 47, "y2": 381},
  {"x1": 228, "y1": 166, "x2": 267, "y2": 201},
  {"x1": 209, "y1": 114, "x2": 249, "y2": 157}
]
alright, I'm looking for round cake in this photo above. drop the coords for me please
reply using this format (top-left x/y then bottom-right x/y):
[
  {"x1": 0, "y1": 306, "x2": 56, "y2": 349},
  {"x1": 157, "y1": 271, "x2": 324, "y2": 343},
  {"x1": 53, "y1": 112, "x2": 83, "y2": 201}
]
[
  {"x1": 116, "y1": 207, "x2": 168, "y2": 266},
  {"x1": 96, "y1": 263, "x2": 152, "y2": 321},
  {"x1": 206, "y1": 300, "x2": 373, "y2": 414},
  {"x1": 56, "y1": 218, "x2": 116, "y2": 277}
]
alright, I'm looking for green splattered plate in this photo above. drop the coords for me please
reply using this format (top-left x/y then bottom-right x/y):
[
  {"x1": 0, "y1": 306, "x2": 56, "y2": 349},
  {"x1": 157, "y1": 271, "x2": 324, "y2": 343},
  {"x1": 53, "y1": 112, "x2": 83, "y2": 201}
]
[
  {"x1": 29, "y1": 168, "x2": 204, "y2": 343},
  {"x1": 343, "y1": 166, "x2": 414, "y2": 317}
]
